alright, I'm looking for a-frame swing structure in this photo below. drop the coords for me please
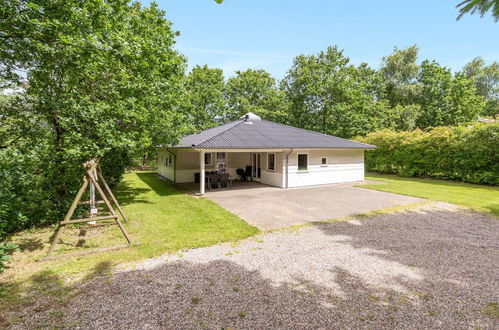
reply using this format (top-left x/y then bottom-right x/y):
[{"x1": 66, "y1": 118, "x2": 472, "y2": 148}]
[{"x1": 44, "y1": 159, "x2": 132, "y2": 259}]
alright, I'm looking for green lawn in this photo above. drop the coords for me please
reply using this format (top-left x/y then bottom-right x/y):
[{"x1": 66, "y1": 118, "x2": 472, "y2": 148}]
[
  {"x1": 1, "y1": 171, "x2": 258, "y2": 298},
  {"x1": 361, "y1": 173, "x2": 499, "y2": 217}
]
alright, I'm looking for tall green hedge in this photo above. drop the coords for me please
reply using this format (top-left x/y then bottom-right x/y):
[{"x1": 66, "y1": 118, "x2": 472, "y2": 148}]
[{"x1": 356, "y1": 123, "x2": 499, "y2": 185}]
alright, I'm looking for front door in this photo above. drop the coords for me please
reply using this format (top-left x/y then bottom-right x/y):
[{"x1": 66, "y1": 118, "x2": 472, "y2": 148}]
[{"x1": 252, "y1": 153, "x2": 262, "y2": 181}]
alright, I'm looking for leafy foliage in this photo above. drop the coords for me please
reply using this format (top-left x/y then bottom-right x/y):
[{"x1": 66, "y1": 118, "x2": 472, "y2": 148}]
[
  {"x1": 225, "y1": 69, "x2": 289, "y2": 123},
  {"x1": 184, "y1": 65, "x2": 226, "y2": 130},
  {"x1": 0, "y1": 0, "x2": 186, "y2": 239},
  {"x1": 0, "y1": 242, "x2": 19, "y2": 272},
  {"x1": 461, "y1": 57, "x2": 499, "y2": 116},
  {"x1": 282, "y1": 46, "x2": 394, "y2": 138},
  {"x1": 457, "y1": 0, "x2": 499, "y2": 21},
  {"x1": 357, "y1": 123, "x2": 499, "y2": 185},
  {"x1": 417, "y1": 60, "x2": 485, "y2": 128},
  {"x1": 380, "y1": 45, "x2": 421, "y2": 108}
]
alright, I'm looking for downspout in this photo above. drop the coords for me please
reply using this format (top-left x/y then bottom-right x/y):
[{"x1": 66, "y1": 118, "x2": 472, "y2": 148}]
[
  {"x1": 284, "y1": 148, "x2": 293, "y2": 189},
  {"x1": 166, "y1": 148, "x2": 176, "y2": 183}
]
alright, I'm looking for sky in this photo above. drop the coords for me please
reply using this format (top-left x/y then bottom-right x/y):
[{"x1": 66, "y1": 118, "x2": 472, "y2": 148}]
[{"x1": 142, "y1": 0, "x2": 499, "y2": 79}]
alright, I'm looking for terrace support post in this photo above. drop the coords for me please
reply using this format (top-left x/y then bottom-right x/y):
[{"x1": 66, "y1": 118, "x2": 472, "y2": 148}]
[{"x1": 200, "y1": 150, "x2": 205, "y2": 195}]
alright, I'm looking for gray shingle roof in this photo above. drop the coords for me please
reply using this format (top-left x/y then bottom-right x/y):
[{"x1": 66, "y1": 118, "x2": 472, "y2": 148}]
[{"x1": 173, "y1": 113, "x2": 376, "y2": 150}]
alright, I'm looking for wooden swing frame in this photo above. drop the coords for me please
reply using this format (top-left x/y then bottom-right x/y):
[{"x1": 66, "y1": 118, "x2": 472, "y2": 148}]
[{"x1": 42, "y1": 159, "x2": 132, "y2": 260}]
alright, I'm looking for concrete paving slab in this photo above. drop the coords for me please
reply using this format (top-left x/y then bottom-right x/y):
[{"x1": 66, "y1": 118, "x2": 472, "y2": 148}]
[{"x1": 202, "y1": 182, "x2": 423, "y2": 230}]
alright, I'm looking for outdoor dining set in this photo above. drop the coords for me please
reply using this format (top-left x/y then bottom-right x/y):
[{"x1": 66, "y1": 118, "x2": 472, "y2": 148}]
[
  {"x1": 205, "y1": 172, "x2": 232, "y2": 191},
  {"x1": 203, "y1": 166, "x2": 254, "y2": 191}
]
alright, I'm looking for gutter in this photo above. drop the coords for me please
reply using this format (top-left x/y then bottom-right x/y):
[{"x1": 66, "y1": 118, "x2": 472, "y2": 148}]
[{"x1": 284, "y1": 148, "x2": 293, "y2": 189}]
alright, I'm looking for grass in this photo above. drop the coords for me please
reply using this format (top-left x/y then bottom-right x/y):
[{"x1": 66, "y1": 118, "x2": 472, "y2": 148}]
[
  {"x1": 360, "y1": 173, "x2": 499, "y2": 217},
  {"x1": 482, "y1": 302, "x2": 499, "y2": 318},
  {"x1": 0, "y1": 171, "x2": 258, "y2": 323}
]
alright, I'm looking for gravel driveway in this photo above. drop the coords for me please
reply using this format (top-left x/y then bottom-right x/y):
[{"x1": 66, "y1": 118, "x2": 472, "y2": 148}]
[{"x1": 11, "y1": 203, "x2": 499, "y2": 329}]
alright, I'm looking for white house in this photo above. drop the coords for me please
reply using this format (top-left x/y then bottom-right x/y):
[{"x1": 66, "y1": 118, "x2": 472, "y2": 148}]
[{"x1": 158, "y1": 112, "x2": 376, "y2": 194}]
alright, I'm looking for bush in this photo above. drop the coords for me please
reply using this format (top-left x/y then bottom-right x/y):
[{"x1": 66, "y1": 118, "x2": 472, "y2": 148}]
[
  {"x1": 0, "y1": 145, "x2": 132, "y2": 241},
  {"x1": 357, "y1": 123, "x2": 499, "y2": 185}
]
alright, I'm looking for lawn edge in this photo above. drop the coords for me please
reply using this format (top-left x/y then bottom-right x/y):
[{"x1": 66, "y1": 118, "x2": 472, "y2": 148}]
[{"x1": 358, "y1": 176, "x2": 498, "y2": 218}]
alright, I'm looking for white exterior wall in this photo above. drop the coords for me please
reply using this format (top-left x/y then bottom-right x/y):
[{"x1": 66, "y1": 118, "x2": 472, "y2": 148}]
[
  {"x1": 259, "y1": 152, "x2": 284, "y2": 188},
  {"x1": 157, "y1": 148, "x2": 175, "y2": 181},
  {"x1": 175, "y1": 151, "x2": 217, "y2": 183},
  {"x1": 157, "y1": 148, "x2": 364, "y2": 188},
  {"x1": 226, "y1": 152, "x2": 251, "y2": 179},
  {"x1": 286, "y1": 149, "x2": 365, "y2": 188}
]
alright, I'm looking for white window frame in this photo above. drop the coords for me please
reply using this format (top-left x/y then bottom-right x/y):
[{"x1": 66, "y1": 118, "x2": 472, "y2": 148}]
[
  {"x1": 204, "y1": 152, "x2": 213, "y2": 166},
  {"x1": 297, "y1": 153, "x2": 309, "y2": 172},
  {"x1": 267, "y1": 153, "x2": 276, "y2": 171},
  {"x1": 168, "y1": 153, "x2": 174, "y2": 167},
  {"x1": 320, "y1": 156, "x2": 328, "y2": 167}
]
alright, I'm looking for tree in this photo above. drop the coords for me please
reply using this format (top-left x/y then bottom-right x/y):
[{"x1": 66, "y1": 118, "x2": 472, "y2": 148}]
[
  {"x1": 225, "y1": 69, "x2": 288, "y2": 123},
  {"x1": 282, "y1": 46, "x2": 350, "y2": 135},
  {"x1": 282, "y1": 46, "x2": 394, "y2": 138},
  {"x1": 0, "y1": 0, "x2": 187, "y2": 236},
  {"x1": 457, "y1": 0, "x2": 499, "y2": 21},
  {"x1": 184, "y1": 65, "x2": 226, "y2": 131},
  {"x1": 462, "y1": 57, "x2": 499, "y2": 116},
  {"x1": 379, "y1": 45, "x2": 421, "y2": 108},
  {"x1": 393, "y1": 104, "x2": 421, "y2": 131},
  {"x1": 417, "y1": 61, "x2": 485, "y2": 128}
]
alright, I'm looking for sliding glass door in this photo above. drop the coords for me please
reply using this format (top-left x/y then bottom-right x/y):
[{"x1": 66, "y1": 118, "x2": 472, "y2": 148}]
[{"x1": 252, "y1": 153, "x2": 262, "y2": 181}]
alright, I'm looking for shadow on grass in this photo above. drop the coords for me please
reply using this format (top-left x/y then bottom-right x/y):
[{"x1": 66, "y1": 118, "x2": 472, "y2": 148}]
[
  {"x1": 0, "y1": 260, "x2": 116, "y2": 328},
  {"x1": 483, "y1": 203, "x2": 499, "y2": 217},
  {"x1": 135, "y1": 172, "x2": 183, "y2": 197},
  {"x1": 17, "y1": 238, "x2": 44, "y2": 252},
  {"x1": 114, "y1": 180, "x2": 151, "y2": 206}
]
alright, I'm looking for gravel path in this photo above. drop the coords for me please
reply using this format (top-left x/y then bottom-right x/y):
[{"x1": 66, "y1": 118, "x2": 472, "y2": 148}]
[{"x1": 11, "y1": 202, "x2": 499, "y2": 329}]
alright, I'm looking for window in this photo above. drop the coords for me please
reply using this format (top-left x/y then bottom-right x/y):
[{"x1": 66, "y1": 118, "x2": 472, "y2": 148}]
[
  {"x1": 204, "y1": 153, "x2": 212, "y2": 165},
  {"x1": 168, "y1": 154, "x2": 173, "y2": 166},
  {"x1": 298, "y1": 154, "x2": 308, "y2": 171},
  {"x1": 267, "y1": 153, "x2": 275, "y2": 171},
  {"x1": 321, "y1": 156, "x2": 328, "y2": 167},
  {"x1": 216, "y1": 152, "x2": 226, "y2": 172}
]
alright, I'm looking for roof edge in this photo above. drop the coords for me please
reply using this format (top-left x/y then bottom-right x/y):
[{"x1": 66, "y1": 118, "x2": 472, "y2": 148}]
[{"x1": 190, "y1": 119, "x2": 244, "y2": 147}]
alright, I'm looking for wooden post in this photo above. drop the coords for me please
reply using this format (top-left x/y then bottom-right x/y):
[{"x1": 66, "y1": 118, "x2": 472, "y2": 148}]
[
  {"x1": 97, "y1": 164, "x2": 128, "y2": 223},
  {"x1": 47, "y1": 177, "x2": 89, "y2": 256}
]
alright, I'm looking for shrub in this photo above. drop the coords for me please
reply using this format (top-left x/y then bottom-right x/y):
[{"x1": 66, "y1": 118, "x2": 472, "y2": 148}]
[
  {"x1": 0, "y1": 145, "x2": 132, "y2": 241},
  {"x1": 357, "y1": 123, "x2": 499, "y2": 185}
]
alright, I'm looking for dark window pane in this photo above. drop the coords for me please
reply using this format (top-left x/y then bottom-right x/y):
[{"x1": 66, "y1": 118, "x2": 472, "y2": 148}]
[
  {"x1": 298, "y1": 154, "x2": 308, "y2": 171},
  {"x1": 268, "y1": 154, "x2": 275, "y2": 171},
  {"x1": 321, "y1": 157, "x2": 327, "y2": 165},
  {"x1": 204, "y1": 153, "x2": 211, "y2": 165}
]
